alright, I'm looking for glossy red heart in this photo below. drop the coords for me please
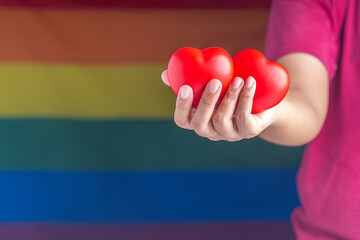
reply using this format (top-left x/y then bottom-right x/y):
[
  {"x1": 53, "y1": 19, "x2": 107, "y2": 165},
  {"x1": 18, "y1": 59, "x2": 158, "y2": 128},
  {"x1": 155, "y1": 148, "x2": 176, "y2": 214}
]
[
  {"x1": 233, "y1": 49, "x2": 290, "y2": 113},
  {"x1": 167, "y1": 47, "x2": 233, "y2": 108}
]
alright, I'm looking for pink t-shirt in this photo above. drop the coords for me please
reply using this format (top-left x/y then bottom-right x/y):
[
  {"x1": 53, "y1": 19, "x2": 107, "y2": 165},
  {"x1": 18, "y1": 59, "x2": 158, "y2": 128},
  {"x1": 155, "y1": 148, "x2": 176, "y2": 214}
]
[{"x1": 265, "y1": 0, "x2": 360, "y2": 239}]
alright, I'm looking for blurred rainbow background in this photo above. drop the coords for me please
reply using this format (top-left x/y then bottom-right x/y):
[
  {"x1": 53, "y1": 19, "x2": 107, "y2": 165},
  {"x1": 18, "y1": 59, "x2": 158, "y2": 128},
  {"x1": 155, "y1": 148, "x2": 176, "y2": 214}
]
[{"x1": 0, "y1": 1, "x2": 304, "y2": 239}]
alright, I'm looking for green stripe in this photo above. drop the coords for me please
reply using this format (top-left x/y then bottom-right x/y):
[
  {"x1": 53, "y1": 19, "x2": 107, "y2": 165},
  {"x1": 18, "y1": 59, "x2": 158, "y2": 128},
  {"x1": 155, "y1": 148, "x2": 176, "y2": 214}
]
[{"x1": 0, "y1": 119, "x2": 304, "y2": 169}]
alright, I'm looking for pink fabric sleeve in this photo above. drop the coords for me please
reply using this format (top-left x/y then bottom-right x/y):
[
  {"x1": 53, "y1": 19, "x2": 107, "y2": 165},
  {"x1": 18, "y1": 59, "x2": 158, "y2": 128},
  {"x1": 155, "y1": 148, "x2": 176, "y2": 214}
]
[{"x1": 264, "y1": 0, "x2": 343, "y2": 81}]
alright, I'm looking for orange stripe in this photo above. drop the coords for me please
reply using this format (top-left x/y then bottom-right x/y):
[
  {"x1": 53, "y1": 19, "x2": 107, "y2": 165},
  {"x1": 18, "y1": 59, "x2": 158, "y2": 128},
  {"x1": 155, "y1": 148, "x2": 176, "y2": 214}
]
[
  {"x1": 0, "y1": 8, "x2": 269, "y2": 63},
  {"x1": 0, "y1": 0, "x2": 272, "y2": 8}
]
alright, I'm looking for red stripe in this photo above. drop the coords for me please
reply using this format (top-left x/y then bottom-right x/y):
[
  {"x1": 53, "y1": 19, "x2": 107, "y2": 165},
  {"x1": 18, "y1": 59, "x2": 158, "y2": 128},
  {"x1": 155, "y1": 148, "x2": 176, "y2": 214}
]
[{"x1": 0, "y1": 0, "x2": 272, "y2": 8}]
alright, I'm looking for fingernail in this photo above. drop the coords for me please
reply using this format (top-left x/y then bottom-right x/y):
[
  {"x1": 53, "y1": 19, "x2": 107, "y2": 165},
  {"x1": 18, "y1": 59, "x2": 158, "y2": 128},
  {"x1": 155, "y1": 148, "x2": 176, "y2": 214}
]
[
  {"x1": 246, "y1": 76, "x2": 255, "y2": 88},
  {"x1": 209, "y1": 80, "x2": 220, "y2": 93},
  {"x1": 231, "y1": 77, "x2": 243, "y2": 89},
  {"x1": 180, "y1": 87, "x2": 190, "y2": 100}
]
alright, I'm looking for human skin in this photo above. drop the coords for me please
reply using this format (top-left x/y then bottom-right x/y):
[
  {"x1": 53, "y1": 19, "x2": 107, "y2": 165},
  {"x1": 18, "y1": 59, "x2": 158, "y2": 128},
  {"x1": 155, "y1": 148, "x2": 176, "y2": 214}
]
[{"x1": 161, "y1": 52, "x2": 329, "y2": 146}]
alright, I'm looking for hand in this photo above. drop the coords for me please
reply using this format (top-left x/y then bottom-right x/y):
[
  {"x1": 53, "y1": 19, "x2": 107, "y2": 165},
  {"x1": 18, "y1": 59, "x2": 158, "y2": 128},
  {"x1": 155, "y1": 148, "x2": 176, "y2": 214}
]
[{"x1": 161, "y1": 70, "x2": 278, "y2": 142}]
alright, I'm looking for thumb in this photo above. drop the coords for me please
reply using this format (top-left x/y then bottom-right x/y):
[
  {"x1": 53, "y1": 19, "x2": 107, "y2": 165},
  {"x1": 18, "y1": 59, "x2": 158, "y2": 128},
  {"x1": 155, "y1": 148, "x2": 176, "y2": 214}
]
[{"x1": 161, "y1": 70, "x2": 170, "y2": 87}]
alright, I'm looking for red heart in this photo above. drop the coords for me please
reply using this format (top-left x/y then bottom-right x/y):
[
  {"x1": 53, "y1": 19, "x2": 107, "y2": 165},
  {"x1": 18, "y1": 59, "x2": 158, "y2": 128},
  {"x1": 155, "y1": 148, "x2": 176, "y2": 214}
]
[
  {"x1": 167, "y1": 47, "x2": 233, "y2": 108},
  {"x1": 233, "y1": 49, "x2": 290, "y2": 113}
]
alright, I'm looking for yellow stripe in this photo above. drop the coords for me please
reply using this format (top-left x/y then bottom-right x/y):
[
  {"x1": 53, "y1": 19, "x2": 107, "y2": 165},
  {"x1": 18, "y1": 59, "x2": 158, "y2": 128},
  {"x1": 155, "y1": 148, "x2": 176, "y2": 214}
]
[{"x1": 0, "y1": 64, "x2": 176, "y2": 118}]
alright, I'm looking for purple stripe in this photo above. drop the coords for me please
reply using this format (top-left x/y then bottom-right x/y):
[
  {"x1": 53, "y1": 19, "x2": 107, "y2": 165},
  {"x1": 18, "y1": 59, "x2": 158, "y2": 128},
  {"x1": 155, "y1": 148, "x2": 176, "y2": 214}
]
[
  {"x1": 0, "y1": 222, "x2": 295, "y2": 240},
  {"x1": 0, "y1": 0, "x2": 272, "y2": 8}
]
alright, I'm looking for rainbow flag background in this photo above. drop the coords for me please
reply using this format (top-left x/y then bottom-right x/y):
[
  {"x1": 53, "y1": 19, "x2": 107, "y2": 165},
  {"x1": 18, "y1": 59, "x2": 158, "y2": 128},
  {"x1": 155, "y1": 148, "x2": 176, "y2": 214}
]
[{"x1": 0, "y1": 1, "x2": 304, "y2": 239}]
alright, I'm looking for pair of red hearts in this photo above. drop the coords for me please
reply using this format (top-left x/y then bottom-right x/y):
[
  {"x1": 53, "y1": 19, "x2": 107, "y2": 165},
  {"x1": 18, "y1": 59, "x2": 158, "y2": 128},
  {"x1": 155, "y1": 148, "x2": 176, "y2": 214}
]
[{"x1": 167, "y1": 47, "x2": 290, "y2": 113}]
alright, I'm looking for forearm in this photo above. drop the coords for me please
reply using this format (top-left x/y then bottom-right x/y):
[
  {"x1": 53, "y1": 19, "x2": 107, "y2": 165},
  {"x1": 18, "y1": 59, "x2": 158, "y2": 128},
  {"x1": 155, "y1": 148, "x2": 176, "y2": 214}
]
[
  {"x1": 259, "y1": 53, "x2": 329, "y2": 146},
  {"x1": 259, "y1": 87, "x2": 327, "y2": 146}
]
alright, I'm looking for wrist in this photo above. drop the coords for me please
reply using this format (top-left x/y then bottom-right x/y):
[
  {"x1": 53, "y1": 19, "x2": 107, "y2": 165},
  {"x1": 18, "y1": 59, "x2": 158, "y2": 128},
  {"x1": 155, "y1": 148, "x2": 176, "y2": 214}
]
[
  {"x1": 258, "y1": 99, "x2": 286, "y2": 140},
  {"x1": 270, "y1": 103, "x2": 282, "y2": 128}
]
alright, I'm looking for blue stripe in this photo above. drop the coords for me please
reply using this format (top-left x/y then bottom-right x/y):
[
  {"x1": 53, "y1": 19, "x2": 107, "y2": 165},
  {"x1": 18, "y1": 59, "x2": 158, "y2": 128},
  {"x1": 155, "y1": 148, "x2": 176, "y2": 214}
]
[{"x1": 0, "y1": 169, "x2": 299, "y2": 222}]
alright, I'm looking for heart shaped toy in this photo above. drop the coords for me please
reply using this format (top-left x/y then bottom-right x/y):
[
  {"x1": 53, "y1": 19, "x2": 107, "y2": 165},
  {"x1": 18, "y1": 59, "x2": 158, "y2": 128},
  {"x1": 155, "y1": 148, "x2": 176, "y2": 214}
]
[
  {"x1": 167, "y1": 47, "x2": 233, "y2": 108},
  {"x1": 233, "y1": 49, "x2": 290, "y2": 113}
]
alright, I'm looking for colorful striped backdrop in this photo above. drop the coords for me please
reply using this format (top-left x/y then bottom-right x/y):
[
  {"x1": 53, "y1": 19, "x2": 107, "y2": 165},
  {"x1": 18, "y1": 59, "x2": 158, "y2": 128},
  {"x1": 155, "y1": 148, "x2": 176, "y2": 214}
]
[{"x1": 0, "y1": 1, "x2": 304, "y2": 239}]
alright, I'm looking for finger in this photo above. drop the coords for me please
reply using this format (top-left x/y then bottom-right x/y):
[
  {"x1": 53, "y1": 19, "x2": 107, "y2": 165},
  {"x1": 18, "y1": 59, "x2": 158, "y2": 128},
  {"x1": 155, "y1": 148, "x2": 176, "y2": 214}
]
[
  {"x1": 235, "y1": 76, "x2": 256, "y2": 116},
  {"x1": 190, "y1": 108, "x2": 196, "y2": 119},
  {"x1": 234, "y1": 76, "x2": 257, "y2": 137},
  {"x1": 212, "y1": 77, "x2": 244, "y2": 137},
  {"x1": 191, "y1": 79, "x2": 222, "y2": 136},
  {"x1": 161, "y1": 70, "x2": 170, "y2": 86},
  {"x1": 174, "y1": 85, "x2": 193, "y2": 129},
  {"x1": 217, "y1": 77, "x2": 244, "y2": 118}
]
